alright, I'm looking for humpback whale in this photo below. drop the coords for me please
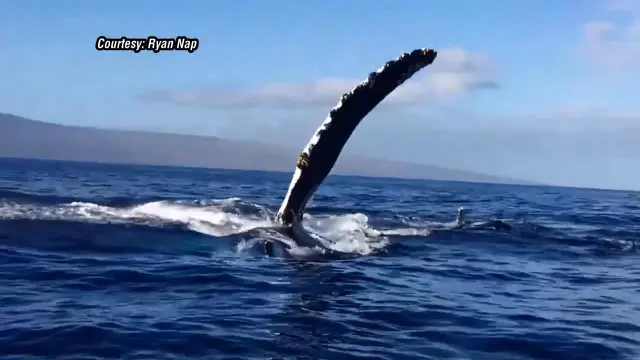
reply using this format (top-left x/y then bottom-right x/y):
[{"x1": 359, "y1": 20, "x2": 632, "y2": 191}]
[{"x1": 271, "y1": 48, "x2": 438, "y2": 251}]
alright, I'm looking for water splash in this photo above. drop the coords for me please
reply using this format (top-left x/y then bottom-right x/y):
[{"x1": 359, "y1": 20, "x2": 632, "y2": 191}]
[{"x1": 0, "y1": 198, "x2": 390, "y2": 257}]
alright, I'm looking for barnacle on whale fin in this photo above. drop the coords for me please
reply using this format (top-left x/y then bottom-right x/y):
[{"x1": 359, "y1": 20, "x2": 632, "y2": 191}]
[
  {"x1": 296, "y1": 152, "x2": 309, "y2": 170},
  {"x1": 422, "y1": 49, "x2": 435, "y2": 56}
]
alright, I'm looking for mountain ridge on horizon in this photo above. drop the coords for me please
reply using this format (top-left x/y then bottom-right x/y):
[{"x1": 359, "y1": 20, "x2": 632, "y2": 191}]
[{"x1": 0, "y1": 112, "x2": 536, "y2": 185}]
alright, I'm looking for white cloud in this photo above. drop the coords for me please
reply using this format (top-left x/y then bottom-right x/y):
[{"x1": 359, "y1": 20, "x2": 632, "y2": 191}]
[
  {"x1": 138, "y1": 47, "x2": 499, "y2": 108},
  {"x1": 583, "y1": 0, "x2": 640, "y2": 70}
]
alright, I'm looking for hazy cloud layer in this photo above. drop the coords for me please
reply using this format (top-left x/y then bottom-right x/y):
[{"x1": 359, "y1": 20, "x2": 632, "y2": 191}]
[
  {"x1": 138, "y1": 48, "x2": 499, "y2": 108},
  {"x1": 583, "y1": 0, "x2": 640, "y2": 70}
]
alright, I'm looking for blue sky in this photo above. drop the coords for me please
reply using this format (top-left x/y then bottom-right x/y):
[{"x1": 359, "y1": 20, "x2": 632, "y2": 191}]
[{"x1": 0, "y1": 0, "x2": 637, "y2": 190}]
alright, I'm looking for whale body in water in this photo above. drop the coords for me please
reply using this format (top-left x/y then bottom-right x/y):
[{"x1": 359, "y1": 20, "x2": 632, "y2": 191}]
[{"x1": 267, "y1": 48, "x2": 438, "y2": 253}]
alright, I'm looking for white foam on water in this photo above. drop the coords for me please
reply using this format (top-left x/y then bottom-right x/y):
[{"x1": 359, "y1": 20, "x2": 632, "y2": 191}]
[
  {"x1": 301, "y1": 213, "x2": 389, "y2": 254},
  {"x1": 0, "y1": 198, "x2": 394, "y2": 257},
  {"x1": 3, "y1": 198, "x2": 632, "y2": 256}
]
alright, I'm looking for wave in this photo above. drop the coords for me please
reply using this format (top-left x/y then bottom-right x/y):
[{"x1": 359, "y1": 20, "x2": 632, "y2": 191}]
[
  {"x1": 0, "y1": 194, "x2": 636, "y2": 258},
  {"x1": 0, "y1": 197, "x2": 391, "y2": 257}
]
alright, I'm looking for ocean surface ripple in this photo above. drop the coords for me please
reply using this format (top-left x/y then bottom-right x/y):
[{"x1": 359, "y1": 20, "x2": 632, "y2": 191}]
[{"x1": 0, "y1": 158, "x2": 638, "y2": 360}]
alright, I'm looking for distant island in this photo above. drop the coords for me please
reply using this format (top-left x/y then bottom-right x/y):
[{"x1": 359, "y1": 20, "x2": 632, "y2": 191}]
[{"x1": 0, "y1": 113, "x2": 531, "y2": 185}]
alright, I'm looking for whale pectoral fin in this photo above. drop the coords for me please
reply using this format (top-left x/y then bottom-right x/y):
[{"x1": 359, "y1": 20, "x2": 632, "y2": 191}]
[
  {"x1": 279, "y1": 208, "x2": 300, "y2": 226},
  {"x1": 276, "y1": 48, "x2": 439, "y2": 228}
]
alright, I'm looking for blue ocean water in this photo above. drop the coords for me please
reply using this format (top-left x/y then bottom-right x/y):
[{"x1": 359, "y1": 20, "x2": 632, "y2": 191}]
[{"x1": 0, "y1": 158, "x2": 638, "y2": 360}]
